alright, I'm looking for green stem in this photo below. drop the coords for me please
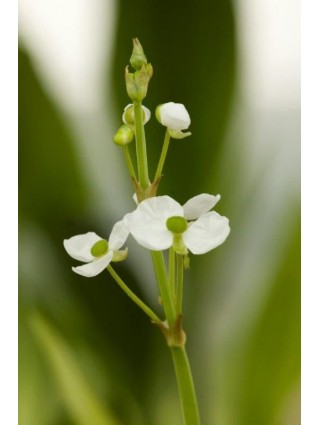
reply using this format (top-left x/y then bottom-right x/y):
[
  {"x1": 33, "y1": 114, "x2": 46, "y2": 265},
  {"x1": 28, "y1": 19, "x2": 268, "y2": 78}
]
[
  {"x1": 154, "y1": 129, "x2": 171, "y2": 181},
  {"x1": 176, "y1": 254, "x2": 184, "y2": 315},
  {"x1": 171, "y1": 346, "x2": 201, "y2": 425},
  {"x1": 169, "y1": 247, "x2": 176, "y2": 302},
  {"x1": 151, "y1": 251, "x2": 176, "y2": 326},
  {"x1": 133, "y1": 101, "x2": 149, "y2": 189},
  {"x1": 122, "y1": 145, "x2": 137, "y2": 181},
  {"x1": 107, "y1": 265, "x2": 161, "y2": 324}
]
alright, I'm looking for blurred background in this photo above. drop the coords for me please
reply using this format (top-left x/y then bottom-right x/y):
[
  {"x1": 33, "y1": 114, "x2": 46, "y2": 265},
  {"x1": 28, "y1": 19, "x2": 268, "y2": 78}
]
[{"x1": 19, "y1": 0, "x2": 300, "y2": 424}]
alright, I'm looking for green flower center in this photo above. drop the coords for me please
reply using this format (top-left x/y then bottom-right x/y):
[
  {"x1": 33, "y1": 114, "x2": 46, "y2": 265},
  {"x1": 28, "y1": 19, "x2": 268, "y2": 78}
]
[
  {"x1": 91, "y1": 239, "x2": 109, "y2": 257},
  {"x1": 166, "y1": 216, "x2": 188, "y2": 234}
]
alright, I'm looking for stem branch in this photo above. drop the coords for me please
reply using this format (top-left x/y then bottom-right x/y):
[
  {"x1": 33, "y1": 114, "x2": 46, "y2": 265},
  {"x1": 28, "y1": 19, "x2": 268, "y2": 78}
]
[
  {"x1": 122, "y1": 145, "x2": 137, "y2": 181},
  {"x1": 107, "y1": 265, "x2": 161, "y2": 324},
  {"x1": 154, "y1": 129, "x2": 171, "y2": 181}
]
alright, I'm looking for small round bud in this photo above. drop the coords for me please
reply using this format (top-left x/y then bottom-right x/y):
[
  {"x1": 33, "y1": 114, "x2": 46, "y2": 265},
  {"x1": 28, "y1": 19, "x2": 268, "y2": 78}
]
[
  {"x1": 123, "y1": 105, "x2": 135, "y2": 125},
  {"x1": 122, "y1": 104, "x2": 151, "y2": 126},
  {"x1": 166, "y1": 216, "x2": 188, "y2": 234},
  {"x1": 91, "y1": 239, "x2": 108, "y2": 257},
  {"x1": 114, "y1": 125, "x2": 134, "y2": 146}
]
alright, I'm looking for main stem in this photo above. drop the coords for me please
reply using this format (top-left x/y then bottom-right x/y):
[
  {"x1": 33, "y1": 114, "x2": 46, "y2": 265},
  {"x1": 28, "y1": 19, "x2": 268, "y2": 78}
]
[
  {"x1": 133, "y1": 101, "x2": 149, "y2": 189},
  {"x1": 171, "y1": 346, "x2": 201, "y2": 425},
  {"x1": 132, "y1": 98, "x2": 201, "y2": 425}
]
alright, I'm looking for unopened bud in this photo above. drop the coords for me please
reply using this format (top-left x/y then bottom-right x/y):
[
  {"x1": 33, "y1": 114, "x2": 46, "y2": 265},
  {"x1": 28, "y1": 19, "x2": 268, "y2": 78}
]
[
  {"x1": 125, "y1": 65, "x2": 152, "y2": 101},
  {"x1": 114, "y1": 125, "x2": 134, "y2": 146},
  {"x1": 130, "y1": 38, "x2": 148, "y2": 70},
  {"x1": 122, "y1": 104, "x2": 151, "y2": 126}
]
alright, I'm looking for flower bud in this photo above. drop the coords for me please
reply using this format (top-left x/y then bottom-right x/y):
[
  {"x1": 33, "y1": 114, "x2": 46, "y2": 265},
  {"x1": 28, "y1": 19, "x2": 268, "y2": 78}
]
[
  {"x1": 122, "y1": 104, "x2": 151, "y2": 126},
  {"x1": 130, "y1": 38, "x2": 148, "y2": 70},
  {"x1": 114, "y1": 125, "x2": 134, "y2": 146},
  {"x1": 125, "y1": 65, "x2": 152, "y2": 101},
  {"x1": 156, "y1": 102, "x2": 191, "y2": 131}
]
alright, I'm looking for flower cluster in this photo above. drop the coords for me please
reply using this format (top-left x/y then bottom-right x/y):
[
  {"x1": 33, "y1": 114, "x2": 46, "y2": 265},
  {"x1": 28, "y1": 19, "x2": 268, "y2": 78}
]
[{"x1": 64, "y1": 192, "x2": 229, "y2": 277}]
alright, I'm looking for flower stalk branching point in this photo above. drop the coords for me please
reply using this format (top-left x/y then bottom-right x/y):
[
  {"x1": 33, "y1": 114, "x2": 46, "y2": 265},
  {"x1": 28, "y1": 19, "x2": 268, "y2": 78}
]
[{"x1": 64, "y1": 39, "x2": 230, "y2": 425}]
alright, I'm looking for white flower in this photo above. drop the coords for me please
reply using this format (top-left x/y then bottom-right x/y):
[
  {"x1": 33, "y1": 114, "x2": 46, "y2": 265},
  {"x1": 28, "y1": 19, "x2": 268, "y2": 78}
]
[
  {"x1": 63, "y1": 219, "x2": 129, "y2": 277},
  {"x1": 125, "y1": 194, "x2": 230, "y2": 255},
  {"x1": 156, "y1": 102, "x2": 191, "y2": 139},
  {"x1": 122, "y1": 104, "x2": 151, "y2": 126}
]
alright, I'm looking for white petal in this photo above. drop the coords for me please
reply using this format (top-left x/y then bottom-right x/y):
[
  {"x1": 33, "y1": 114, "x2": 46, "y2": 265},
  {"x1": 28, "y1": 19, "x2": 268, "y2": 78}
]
[
  {"x1": 63, "y1": 232, "x2": 102, "y2": 262},
  {"x1": 72, "y1": 251, "x2": 113, "y2": 277},
  {"x1": 159, "y1": 102, "x2": 191, "y2": 130},
  {"x1": 142, "y1": 105, "x2": 151, "y2": 124},
  {"x1": 108, "y1": 219, "x2": 129, "y2": 251},
  {"x1": 183, "y1": 194, "x2": 221, "y2": 220},
  {"x1": 127, "y1": 212, "x2": 173, "y2": 250},
  {"x1": 183, "y1": 212, "x2": 230, "y2": 254},
  {"x1": 125, "y1": 207, "x2": 175, "y2": 251},
  {"x1": 137, "y1": 196, "x2": 184, "y2": 221}
]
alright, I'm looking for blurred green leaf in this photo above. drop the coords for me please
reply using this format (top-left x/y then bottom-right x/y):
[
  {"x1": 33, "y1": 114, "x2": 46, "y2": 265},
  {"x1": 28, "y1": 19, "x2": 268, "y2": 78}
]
[
  {"x1": 236, "y1": 216, "x2": 300, "y2": 424},
  {"x1": 30, "y1": 311, "x2": 121, "y2": 425},
  {"x1": 18, "y1": 48, "x2": 88, "y2": 235}
]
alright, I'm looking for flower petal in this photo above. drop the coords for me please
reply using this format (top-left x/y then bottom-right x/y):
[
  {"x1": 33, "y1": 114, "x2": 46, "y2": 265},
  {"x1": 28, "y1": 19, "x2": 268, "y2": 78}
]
[
  {"x1": 183, "y1": 194, "x2": 221, "y2": 220},
  {"x1": 109, "y1": 219, "x2": 129, "y2": 251},
  {"x1": 125, "y1": 198, "x2": 180, "y2": 251},
  {"x1": 183, "y1": 211, "x2": 230, "y2": 254},
  {"x1": 127, "y1": 213, "x2": 173, "y2": 250},
  {"x1": 137, "y1": 196, "x2": 184, "y2": 221},
  {"x1": 72, "y1": 251, "x2": 113, "y2": 277},
  {"x1": 63, "y1": 232, "x2": 102, "y2": 262}
]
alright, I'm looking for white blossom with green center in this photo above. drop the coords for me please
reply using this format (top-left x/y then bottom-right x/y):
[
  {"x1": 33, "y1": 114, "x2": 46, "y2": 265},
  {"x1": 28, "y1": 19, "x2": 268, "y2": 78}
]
[
  {"x1": 63, "y1": 219, "x2": 129, "y2": 277},
  {"x1": 125, "y1": 194, "x2": 230, "y2": 254}
]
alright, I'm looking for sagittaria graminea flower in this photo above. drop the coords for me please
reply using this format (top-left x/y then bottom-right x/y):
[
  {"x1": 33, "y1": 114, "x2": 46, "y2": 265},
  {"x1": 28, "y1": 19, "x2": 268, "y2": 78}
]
[
  {"x1": 125, "y1": 194, "x2": 230, "y2": 255},
  {"x1": 156, "y1": 102, "x2": 191, "y2": 139},
  {"x1": 63, "y1": 219, "x2": 129, "y2": 277}
]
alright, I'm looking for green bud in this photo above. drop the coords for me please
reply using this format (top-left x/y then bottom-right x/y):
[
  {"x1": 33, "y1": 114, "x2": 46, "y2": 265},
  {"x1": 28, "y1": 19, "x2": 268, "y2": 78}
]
[
  {"x1": 114, "y1": 125, "x2": 134, "y2": 146},
  {"x1": 125, "y1": 65, "x2": 152, "y2": 101},
  {"x1": 123, "y1": 106, "x2": 135, "y2": 125},
  {"x1": 166, "y1": 216, "x2": 188, "y2": 234},
  {"x1": 91, "y1": 239, "x2": 108, "y2": 257},
  {"x1": 123, "y1": 104, "x2": 149, "y2": 126},
  {"x1": 130, "y1": 38, "x2": 148, "y2": 70}
]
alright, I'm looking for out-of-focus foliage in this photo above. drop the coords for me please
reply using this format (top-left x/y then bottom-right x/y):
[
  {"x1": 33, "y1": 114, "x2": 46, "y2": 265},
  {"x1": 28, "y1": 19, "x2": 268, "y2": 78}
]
[{"x1": 19, "y1": 0, "x2": 300, "y2": 424}]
